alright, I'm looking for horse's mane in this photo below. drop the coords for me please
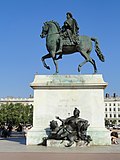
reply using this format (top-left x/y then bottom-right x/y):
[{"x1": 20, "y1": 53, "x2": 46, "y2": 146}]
[{"x1": 48, "y1": 20, "x2": 61, "y2": 32}]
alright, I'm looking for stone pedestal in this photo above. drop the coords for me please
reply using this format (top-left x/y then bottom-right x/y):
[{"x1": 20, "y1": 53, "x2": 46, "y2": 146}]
[{"x1": 26, "y1": 75, "x2": 111, "y2": 145}]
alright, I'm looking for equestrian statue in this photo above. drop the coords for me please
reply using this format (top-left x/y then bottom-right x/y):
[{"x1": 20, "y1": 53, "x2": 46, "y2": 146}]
[{"x1": 40, "y1": 12, "x2": 105, "y2": 75}]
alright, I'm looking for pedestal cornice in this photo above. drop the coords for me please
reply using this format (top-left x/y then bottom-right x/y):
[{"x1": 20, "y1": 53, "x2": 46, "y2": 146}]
[{"x1": 30, "y1": 74, "x2": 107, "y2": 89}]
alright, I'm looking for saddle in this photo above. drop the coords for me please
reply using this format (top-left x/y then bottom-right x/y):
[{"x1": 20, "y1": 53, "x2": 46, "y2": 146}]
[{"x1": 61, "y1": 33, "x2": 79, "y2": 46}]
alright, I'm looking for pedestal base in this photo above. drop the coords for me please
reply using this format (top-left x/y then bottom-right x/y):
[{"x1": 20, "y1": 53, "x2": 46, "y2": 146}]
[
  {"x1": 27, "y1": 75, "x2": 111, "y2": 145},
  {"x1": 26, "y1": 127, "x2": 50, "y2": 145}
]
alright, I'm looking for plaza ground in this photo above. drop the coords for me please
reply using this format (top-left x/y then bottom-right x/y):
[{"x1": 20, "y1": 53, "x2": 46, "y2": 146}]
[
  {"x1": 0, "y1": 132, "x2": 120, "y2": 160},
  {"x1": 0, "y1": 136, "x2": 120, "y2": 153}
]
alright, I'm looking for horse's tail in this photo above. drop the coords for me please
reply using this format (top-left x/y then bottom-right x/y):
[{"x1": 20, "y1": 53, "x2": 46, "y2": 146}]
[{"x1": 91, "y1": 37, "x2": 105, "y2": 62}]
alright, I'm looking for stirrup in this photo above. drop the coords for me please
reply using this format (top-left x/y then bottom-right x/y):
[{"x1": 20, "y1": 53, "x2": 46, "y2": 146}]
[{"x1": 56, "y1": 50, "x2": 62, "y2": 54}]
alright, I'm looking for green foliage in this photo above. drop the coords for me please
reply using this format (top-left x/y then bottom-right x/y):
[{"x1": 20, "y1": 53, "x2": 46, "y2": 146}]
[
  {"x1": 112, "y1": 120, "x2": 116, "y2": 125},
  {"x1": 105, "y1": 119, "x2": 110, "y2": 126},
  {"x1": 0, "y1": 103, "x2": 33, "y2": 126}
]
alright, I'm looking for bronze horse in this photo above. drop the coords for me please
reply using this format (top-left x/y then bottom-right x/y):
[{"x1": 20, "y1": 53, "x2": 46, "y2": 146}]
[{"x1": 40, "y1": 21, "x2": 105, "y2": 74}]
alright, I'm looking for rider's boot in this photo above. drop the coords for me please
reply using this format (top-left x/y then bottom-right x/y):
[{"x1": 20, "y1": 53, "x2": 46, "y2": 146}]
[
  {"x1": 57, "y1": 52, "x2": 62, "y2": 59},
  {"x1": 56, "y1": 45, "x2": 62, "y2": 57},
  {"x1": 56, "y1": 48, "x2": 62, "y2": 59},
  {"x1": 56, "y1": 49, "x2": 62, "y2": 59}
]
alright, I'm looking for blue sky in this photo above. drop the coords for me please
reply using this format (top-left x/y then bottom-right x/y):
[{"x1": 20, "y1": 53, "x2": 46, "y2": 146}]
[{"x1": 0, "y1": 0, "x2": 120, "y2": 97}]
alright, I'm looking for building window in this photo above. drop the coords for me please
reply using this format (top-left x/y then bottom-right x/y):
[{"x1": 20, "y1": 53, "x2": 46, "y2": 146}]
[
  {"x1": 109, "y1": 103, "x2": 111, "y2": 106},
  {"x1": 105, "y1": 103, "x2": 107, "y2": 106},
  {"x1": 105, "y1": 108, "x2": 107, "y2": 111},
  {"x1": 113, "y1": 103, "x2": 116, "y2": 106},
  {"x1": 105, "y1": 114, "x2": 107, "y2": 118},
  {"x1": 119, "y1": 120, "x2": 120, "y2": 123},
  {"x1": 118, "y1": 108, "x2": 120, "y2": 111},
  {"x1": 114, "y1": 114, "x2": 116, "y2": 118},
  {"x1": 118, "y1": 103, "x2": 120, "y2": 106},
  {"x1": 113, "y1": 108, "x2": 116, "y2": 111},
  {"x1": 118, "y1": 114, "x2": 120, "y2": 118},
  {"x1": 110, "y1": 114, "x2": 112, "y2": 118},
  {"x1": 109, "y1": 108, "x2": 111, "y2": 111}
]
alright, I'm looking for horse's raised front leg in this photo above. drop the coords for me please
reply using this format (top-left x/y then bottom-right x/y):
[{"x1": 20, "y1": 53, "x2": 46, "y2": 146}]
[{"x1": 41, "y1": 53, "x2": 51, "y2": 70}]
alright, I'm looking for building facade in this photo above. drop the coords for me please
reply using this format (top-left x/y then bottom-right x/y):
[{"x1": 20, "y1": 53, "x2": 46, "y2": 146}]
[
  {"x1": 0, "y1": 96, "x2": 33, "y2": 106},
  {"x1": 104, "y1": 93, "x2": 120, "y2": 125}
]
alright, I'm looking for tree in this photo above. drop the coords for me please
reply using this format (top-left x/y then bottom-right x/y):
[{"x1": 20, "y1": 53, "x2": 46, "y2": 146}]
[
  {"x1": 0, "y1": 103, "x2": 33, "y2": 126},
  {"x1": 105, "y1": 119, "x2": 110, "y2": 126}
]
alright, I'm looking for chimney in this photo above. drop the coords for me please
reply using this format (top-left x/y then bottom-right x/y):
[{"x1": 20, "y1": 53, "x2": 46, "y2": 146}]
[
  {"x1": 113, "y1": 93, "x2": 116, "y2": 98},
  {"x1": 105, "y1": 93, "x2": 109, "y2": 98}
]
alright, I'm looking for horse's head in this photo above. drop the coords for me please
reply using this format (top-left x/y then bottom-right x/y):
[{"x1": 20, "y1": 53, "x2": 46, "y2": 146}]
[
  {"x1": 40, "y1": 22, "x2": 49, "y2": 38},
  {"x1": 40, "y1": 21, "x2": 61, "y2": 38}
]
